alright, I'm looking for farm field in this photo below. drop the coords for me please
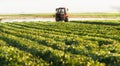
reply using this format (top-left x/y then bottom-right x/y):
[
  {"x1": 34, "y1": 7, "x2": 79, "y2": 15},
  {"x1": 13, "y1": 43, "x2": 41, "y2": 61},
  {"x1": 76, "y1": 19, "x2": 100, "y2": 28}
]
[
  {"x1": 0, "y1": 13, "x2": 120, "y2": 19},
  {"x1": 0, "y1": 20, "x2": 120, "y2": 66}
]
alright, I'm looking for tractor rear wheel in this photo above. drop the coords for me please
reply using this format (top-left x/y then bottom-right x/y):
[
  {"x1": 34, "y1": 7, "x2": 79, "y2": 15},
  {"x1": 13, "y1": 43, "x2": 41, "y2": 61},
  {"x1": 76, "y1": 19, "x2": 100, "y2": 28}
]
[
  {"x1": 64, "y1": 17, "x2": 68, "y2": 22},
  {"x1": 55, "y1": 17, "x2": 60, "y2": 22}
]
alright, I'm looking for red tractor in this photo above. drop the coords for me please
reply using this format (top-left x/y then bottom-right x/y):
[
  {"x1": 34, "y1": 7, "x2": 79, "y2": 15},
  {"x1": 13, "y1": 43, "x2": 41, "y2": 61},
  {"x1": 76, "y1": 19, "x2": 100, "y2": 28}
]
[{"x1": 55, "y1": 7, "x2": 69, "y2": 22}]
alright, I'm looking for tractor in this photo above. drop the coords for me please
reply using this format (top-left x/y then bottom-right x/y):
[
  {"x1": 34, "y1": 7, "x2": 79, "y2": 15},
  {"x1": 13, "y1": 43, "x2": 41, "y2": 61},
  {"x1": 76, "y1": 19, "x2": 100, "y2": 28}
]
[{"x1": 55, "y1": 7, "x2": 69, "y2": 22}]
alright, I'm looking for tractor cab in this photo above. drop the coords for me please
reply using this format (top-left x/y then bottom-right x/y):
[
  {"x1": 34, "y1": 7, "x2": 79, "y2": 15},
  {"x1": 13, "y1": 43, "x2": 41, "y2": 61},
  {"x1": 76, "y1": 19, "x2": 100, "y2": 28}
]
[{"x1": 55, "y1": 7, "x2": 69, "y2": 22}]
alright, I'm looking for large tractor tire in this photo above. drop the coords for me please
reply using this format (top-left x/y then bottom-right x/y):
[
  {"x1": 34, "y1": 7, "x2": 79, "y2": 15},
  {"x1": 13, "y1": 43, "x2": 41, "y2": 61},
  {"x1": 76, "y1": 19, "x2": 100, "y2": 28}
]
[
  {"x1": 64, "y1": 17, "x2": 69, "y2": 22},
  {"x1": 55, "y1": 16, "x2": 60, "y2": 22},
  {"x1": 55, "y1": 14, "x2": 61, "y2": 22}
]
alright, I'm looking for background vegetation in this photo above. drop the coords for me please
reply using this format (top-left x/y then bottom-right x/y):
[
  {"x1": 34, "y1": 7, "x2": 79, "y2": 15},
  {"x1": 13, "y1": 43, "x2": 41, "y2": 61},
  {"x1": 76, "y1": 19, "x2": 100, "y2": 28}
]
[{"x1": 0, "y1": 13, "x2": 120, "y2": 19}]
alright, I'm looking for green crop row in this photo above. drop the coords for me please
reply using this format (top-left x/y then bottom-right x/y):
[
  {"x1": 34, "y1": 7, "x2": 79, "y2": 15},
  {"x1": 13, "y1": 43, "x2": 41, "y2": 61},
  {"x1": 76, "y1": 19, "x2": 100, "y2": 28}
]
[{"x1": 0, "y1": 20, "x2": 120, "y2": 66}]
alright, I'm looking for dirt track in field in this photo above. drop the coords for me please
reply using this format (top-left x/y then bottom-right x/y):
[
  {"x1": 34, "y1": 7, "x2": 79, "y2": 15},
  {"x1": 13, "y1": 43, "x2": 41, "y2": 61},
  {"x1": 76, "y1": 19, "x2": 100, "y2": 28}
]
[{"x1": 0, "y1": 18, "x2": 120, "y2": 22}]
